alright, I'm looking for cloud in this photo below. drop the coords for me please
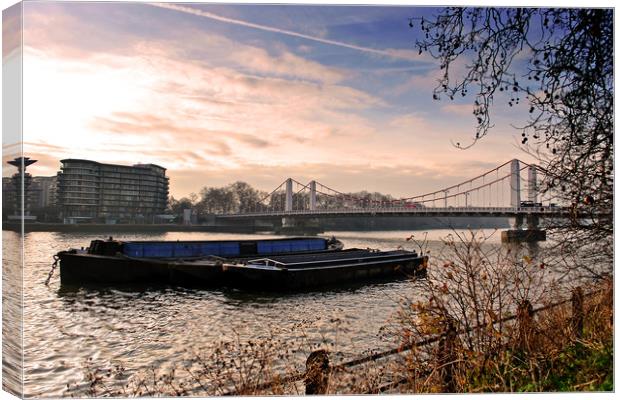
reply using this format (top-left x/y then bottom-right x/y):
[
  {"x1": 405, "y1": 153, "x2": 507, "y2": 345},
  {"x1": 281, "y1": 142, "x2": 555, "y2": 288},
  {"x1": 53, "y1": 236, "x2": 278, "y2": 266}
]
[
  {"x1": 22, "y1": 140, "x2": 241, "y2": 177},
  {"x1": 2, "y1": 3, "x2": 22, "y2": 60},
  {"x1": 23, "y1": 32, "x2": 522, "y2": 197},
  {"x1": 91, "y1": 111, "x2": 271, "y2": 148},
  {"x1": 441, "y1": 103, "x2": 475, "y2": 117},
  {"x1": 149, "y1": 2, "x2": 420, "y2": 61},
  {"x1": 198, "y1": 36, "x2": 346, "y2": 84},
  {"x1": 22, "y1": 5, "x2": 130, "y2": 61},
  {"x1": 166, "y1": 160, "x2": 501, "y2": 200},
  {"x1": 19, "y1": 3, "x2": 533, "y2": 200},
  {"x1": 23, "y1": 5, "x2": 348, "y2": 86},
  {"x1": 2, "y1": 142, "x2": 21, "y2": 152},
  {"x1": 140, "y1": 32, "x2": 348, "y2": 85},
  {"x1": 23, "y1": 16, "x2": 386, "y2": 160},
  {"x1": 388, "y1": 113, "x2": 431, "y2": 131},
  {"x1": 23, "y1": 35, "x2": 389, "y2": 175},
  {"x1": 393, "y1": 70, "x2": 440, "y2": 96},
  {"x1": 297, "y1": 44, "x2": 313, "y2": 53},
  {"x1": 89, "y1": 112, "x2": 273, "y2": 157}
]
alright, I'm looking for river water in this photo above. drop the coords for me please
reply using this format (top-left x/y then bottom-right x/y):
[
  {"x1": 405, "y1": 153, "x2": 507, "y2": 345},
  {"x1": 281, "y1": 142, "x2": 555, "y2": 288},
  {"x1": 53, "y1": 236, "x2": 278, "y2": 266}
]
[{"x1": 7, "y1": 229, "x2": 516, "y2": 396}]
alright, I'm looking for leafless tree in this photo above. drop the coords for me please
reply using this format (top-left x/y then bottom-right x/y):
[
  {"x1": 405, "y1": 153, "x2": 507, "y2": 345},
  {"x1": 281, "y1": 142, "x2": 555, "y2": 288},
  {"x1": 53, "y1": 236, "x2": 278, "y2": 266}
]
[{"x1": 412, "y1": 8, "x2": 613, "y2": 276}]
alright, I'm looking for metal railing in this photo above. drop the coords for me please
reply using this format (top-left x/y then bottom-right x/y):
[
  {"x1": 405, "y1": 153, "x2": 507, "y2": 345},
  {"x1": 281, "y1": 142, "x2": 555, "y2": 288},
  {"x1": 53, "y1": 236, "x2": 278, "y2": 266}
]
[{"x1": 216, "y1": 206, "x2": 573, "y2": 218}]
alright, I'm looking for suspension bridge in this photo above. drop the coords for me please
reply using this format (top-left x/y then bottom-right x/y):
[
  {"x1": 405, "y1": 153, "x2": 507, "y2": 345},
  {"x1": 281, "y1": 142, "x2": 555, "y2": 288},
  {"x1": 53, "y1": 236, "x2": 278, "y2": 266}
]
[{"x1": 215, "y1": 160, "x2": 568, "y2": 228}]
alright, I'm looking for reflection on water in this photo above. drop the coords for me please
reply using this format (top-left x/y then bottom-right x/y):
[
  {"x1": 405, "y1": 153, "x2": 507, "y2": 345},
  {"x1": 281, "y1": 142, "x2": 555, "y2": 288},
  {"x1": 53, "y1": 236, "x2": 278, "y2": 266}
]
[
  {"x1": 2, "y1": 231, "x2": 23, "y2": 397},
  {"x1": 11, "y1": 228, "x2": 540, "y2": 397}
]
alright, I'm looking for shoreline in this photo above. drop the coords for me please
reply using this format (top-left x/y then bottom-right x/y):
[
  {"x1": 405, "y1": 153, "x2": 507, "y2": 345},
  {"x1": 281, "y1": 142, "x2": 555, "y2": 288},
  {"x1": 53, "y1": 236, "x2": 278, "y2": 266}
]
[{"x1": 1, "y1": 222, "x2": 261, "y2": 234}]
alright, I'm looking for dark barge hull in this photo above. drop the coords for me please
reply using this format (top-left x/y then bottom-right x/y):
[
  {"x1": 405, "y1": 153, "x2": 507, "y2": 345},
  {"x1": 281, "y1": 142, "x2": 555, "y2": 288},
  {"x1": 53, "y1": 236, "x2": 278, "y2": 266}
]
[
  {"x1": 58, "y1": 253, "x2": 223, "y2": 285},
  {"x1": 224, "y1": 255, "x2": 428, "y2": 290},
  {"x1": 57, "y1": 237, "x2": 427, "y2": 290},
  {"x1": 58, "y1": 250, "x2": 427, "y2": 290}
]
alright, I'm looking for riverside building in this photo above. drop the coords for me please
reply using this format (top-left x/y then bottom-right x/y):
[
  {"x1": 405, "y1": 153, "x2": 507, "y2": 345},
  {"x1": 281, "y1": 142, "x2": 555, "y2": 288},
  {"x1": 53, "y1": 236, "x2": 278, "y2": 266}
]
[
  {"x1": 56, "y1": 159, "x2": 169, "y2": 223},
  {"x1": 31, "y1": 176, "x2": 58, "y2": 209}
]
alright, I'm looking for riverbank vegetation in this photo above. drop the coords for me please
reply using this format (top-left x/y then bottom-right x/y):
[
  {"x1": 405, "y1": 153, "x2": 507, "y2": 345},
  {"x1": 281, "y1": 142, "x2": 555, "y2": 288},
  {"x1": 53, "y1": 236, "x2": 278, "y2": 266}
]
[{"x1": 388, "y1": 231, "x2": 613, "y2": 393}]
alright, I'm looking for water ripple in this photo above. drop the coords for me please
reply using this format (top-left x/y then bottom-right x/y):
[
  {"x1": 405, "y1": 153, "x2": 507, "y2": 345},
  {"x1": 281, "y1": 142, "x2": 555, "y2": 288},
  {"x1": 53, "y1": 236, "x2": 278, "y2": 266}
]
[{"x1": 10, "y1": 229, "x2": 497, "y2": 397}]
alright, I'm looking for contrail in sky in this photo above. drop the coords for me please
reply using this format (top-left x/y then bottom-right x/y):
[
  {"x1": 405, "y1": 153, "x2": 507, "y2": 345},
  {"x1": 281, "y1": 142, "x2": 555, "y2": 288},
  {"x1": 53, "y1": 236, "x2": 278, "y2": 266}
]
[{"x1": 149, "y1": 2, "x2": 414, "y2": 60}]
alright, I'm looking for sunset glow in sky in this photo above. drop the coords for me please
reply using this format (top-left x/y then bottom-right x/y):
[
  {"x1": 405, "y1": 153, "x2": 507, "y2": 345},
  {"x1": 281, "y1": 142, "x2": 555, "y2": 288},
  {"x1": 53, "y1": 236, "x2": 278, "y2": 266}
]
[{"x1": 11, "y1": 1, "x2": 536, "y2": 198}]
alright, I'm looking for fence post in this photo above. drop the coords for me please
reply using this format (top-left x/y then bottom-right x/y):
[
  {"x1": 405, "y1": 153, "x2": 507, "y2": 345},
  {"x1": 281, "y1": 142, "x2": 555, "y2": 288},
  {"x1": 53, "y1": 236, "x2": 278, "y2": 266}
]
[
  {"x1": 571, "y1": 287, "x2": 584, "y2": 339},
  {"x1": 305, "y1": 349, "x2": 330, "y2": 394},
  {"x1": 603, "y1": 275, "x2": 613, "y2": 311},
  {"x1": 517, "y1": 300, "x2": 534, "y2": 352},
  {"x1": 437, "y1": 317, "x2": 457, "y2": 392}
]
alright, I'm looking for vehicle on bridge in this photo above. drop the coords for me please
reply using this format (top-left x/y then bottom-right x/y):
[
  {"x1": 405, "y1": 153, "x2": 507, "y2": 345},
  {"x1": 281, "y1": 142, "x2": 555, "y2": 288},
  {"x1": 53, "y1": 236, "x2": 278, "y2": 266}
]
[{"x1": 520, "y1": 200, "x2": 543, "y2": 207}]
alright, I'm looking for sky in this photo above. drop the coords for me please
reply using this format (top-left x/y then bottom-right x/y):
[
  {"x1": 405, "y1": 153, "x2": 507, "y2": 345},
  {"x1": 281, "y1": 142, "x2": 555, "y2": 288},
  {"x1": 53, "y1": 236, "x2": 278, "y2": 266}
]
[{"x1": 5, "y1": 1, "x2": 539, "y2": 198}]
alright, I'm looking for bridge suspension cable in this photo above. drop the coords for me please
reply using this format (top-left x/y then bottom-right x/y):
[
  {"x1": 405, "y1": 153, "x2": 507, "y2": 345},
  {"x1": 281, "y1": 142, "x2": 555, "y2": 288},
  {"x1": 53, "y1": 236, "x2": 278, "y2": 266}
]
[{"x1": 246, "y1": 159, "x2": 552, "y2": 214}]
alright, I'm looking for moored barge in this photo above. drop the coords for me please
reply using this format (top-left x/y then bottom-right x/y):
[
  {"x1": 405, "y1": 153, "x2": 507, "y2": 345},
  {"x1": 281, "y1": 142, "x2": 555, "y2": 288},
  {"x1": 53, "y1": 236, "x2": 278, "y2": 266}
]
[{"x1": 56, "y1": 236, "x2": 427, "y2": 290}]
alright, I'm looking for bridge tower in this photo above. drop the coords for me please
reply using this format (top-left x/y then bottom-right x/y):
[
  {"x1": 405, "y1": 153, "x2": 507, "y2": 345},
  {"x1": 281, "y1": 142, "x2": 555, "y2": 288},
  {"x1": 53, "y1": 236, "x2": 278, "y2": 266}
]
[
  {"x1": 528, "y1": 165, "x2": 538, "y2": 203},
  {"x1": 527, "y1": 165, "x2": 539, "y2": 229},
  {"x1": 510, "y1": 159, "x2": 521, "y2": 208},
  {"x1": 309, "y1": 180, "x2": 317, "y2": 211},
  {"x1": 285, "y1": 178, "x2": 293, "y2": 212}
]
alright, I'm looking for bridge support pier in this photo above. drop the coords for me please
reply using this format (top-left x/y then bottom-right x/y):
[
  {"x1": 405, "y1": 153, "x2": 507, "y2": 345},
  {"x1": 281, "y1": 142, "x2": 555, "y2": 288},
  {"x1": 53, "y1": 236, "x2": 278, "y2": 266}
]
[
  {"x1": 512, "y1": 214, "x2": 524, "y2": 229},
  {"x1": 252, "y1": 218, "x2": 275, "y2": 232},
  {"x1": 503, "y1": 214, "x2": 545, "y2": 242},
  {"x1": 501, "y1": 229, "x2": 546, "y2": 242},
  {"x1": 526, "y1": 214, "x2": 540, "y2": 230},
  {"x1": 277, "y1": 217, "x2": 323, "y2": 236},
  {"x1": 503, "y1": 161, "x2": 546, "y2": 241},
  {"x1": 510, "y1": 213, "x2": 541, "y2": 230}
]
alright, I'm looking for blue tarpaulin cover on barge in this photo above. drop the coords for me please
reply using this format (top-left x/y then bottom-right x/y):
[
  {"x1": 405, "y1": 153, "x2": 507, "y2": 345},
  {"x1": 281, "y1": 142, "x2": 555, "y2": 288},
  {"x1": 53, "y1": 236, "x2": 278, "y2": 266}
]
[{"x1": 121, "y1": 238, "x2": 328, "y2": 258}]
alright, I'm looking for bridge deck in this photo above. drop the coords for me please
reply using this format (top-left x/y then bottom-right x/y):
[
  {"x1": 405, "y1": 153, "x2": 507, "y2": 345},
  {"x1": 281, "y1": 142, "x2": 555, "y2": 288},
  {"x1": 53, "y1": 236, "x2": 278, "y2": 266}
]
[{"x1": 216, "y1": 206, "x2": 571, "y2": 219}]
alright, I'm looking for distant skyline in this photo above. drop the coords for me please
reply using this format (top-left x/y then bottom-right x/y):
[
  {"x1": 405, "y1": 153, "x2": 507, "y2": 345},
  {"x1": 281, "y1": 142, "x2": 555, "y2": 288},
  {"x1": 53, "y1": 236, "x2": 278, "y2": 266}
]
[{"x1": 7, "y1": 1, "x2": 539, "y2": 198}]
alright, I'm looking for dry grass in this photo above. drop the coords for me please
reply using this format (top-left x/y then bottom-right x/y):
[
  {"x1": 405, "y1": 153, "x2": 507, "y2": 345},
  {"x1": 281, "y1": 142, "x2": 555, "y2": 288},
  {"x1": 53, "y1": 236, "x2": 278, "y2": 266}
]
[{"x1": 385, "y1": 231, "x2": 613, "y2": 393}]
